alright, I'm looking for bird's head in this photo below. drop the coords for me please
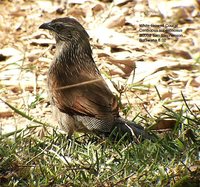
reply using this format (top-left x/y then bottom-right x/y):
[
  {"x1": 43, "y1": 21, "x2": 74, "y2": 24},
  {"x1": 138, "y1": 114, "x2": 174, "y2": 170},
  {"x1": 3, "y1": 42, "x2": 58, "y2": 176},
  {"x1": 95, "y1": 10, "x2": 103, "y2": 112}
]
[{"x1": 39, "y1": 17, "x2": 91, "y2": 55}]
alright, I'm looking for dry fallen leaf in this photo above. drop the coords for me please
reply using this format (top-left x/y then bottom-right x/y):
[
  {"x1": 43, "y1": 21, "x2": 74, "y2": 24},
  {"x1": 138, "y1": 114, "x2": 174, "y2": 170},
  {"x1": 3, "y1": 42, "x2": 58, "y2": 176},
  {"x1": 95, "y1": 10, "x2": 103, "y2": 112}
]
[
  {"x1": 0, "y1": 48, "x2": 22, "y2": 57},
  {"x1": 157, "y1": 49, "x2": 192, "y2": 59},
  {"x1": 104, "y1": 15, "x2": 126, "y2": 28},
  {"x1": 151, "y1": 119, "x2": 177, "y2": 130},
  {"x1": 92, "y1": 3, "x2": 105, "y2": 14},
  {"x1": 89, "y1": 27, "x2": 134, "y2": 46},
  {"x1": 109, "y1": 58, "x2": 135, "y2": 77},
  {"x1": 0, "y1": 111, "x2": 14, "y2": 118},
  {"x1": 30, "y1": 38, "x2": 55, "y2": 46},
  {"x1": 157, "y1": 0, "x2": 198, "y2": 22}
]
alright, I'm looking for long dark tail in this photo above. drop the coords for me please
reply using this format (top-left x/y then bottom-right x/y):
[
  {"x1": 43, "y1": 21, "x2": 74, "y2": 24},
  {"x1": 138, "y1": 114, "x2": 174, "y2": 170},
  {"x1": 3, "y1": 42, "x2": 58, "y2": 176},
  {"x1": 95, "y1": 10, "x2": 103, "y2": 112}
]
[{"x1": 112, "y1": 118, "x2": 156, "y2": 142}]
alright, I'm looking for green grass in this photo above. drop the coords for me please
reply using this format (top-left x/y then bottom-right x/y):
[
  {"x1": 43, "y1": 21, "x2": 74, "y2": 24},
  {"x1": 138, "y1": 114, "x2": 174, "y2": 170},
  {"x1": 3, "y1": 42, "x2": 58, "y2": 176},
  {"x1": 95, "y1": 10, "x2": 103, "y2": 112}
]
[{"x1": 0, "y1": 106, "x2": 199, "y2": 187}]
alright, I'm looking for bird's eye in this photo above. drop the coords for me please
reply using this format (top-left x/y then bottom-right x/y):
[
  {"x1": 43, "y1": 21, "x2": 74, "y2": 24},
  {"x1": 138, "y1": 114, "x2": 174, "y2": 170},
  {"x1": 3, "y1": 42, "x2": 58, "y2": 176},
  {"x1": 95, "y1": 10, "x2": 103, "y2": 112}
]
[{"x1": 54, "y1": 23, "x2": 64, "y2": 31}]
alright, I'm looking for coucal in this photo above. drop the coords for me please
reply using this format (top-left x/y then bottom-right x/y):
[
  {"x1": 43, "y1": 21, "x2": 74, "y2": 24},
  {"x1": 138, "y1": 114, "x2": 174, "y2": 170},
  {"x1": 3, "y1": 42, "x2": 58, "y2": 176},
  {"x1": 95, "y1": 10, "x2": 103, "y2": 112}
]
[{"x1": 39, "y1": 17, "x2": 153, "y2": 141}]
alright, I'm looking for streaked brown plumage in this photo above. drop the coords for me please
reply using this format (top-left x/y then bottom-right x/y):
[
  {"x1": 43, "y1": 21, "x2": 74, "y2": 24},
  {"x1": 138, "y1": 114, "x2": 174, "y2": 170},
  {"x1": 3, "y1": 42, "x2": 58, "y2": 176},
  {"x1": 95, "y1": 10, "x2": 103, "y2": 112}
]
[{"x1": 39, "y1": 17, "x2": 153, "y2": 140}]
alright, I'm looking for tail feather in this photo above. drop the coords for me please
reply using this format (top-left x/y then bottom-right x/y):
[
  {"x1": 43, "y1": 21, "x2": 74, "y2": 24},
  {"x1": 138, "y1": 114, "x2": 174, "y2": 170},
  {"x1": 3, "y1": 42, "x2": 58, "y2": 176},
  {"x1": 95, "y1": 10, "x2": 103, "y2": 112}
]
[{"x1": 113, "y1": 118, "x2": 155, "y2": 142}]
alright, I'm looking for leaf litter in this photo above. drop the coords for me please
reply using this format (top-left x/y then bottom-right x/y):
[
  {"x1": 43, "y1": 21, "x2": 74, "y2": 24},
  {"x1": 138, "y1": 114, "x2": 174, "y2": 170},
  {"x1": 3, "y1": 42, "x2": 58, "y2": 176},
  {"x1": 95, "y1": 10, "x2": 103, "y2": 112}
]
[{"x1": 0, "y1": 0, "x2": 199, "y2": 133}]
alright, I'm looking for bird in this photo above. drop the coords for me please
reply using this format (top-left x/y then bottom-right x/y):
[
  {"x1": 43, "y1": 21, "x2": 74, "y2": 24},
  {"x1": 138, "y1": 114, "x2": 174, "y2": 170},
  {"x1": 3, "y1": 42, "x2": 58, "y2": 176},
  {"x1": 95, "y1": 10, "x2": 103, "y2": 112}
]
[{"x1": 39, "y1": 17, "x2": 153, "y2": 141}]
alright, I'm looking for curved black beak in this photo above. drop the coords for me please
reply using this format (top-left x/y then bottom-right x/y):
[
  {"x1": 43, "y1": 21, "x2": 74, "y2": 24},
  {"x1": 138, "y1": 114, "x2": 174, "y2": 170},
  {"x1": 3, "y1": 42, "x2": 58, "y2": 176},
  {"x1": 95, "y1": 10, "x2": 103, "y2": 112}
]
[{"x1": 39, "y1": 22, "x2": 52, "y2": 30}]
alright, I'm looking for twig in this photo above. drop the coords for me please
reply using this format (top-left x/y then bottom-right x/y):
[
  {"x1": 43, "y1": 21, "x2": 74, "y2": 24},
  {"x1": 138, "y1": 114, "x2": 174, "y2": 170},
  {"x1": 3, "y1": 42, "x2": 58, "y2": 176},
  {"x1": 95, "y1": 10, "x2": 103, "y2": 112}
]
[{"x1": 55, "y1": 78, "x2": 102, "y2": 90}]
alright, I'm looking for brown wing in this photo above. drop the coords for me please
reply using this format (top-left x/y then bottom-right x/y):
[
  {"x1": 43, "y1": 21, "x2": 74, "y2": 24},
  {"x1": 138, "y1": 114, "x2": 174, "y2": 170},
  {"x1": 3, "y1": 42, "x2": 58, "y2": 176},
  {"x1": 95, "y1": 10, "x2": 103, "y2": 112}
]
[{"x1": 49, "y1": 70, "x2": 119, "y2": 122}]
